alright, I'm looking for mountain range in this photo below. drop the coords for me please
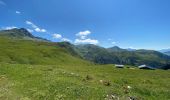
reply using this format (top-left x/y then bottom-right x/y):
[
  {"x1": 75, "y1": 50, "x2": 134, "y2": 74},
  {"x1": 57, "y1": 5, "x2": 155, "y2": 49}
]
[
  {"x1": 75, "y1": 44, "x2": 170, "y2": 68},
  {"x1": 0, "y1": 28, "x2": 170, "y2": 69},
  {"x1": 164, "y1": 51, "x2": 170, "y2": 56},
  {"x1": 159, "y1": 49, "x2": 170, "y2": 56},
  {"x1": 0, "y1": 28, "x2": 49, "y2": 42}
]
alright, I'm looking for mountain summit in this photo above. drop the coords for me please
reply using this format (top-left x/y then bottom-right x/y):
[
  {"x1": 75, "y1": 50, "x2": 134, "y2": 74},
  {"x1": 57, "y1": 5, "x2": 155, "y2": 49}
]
[
  {"x1": 107, "y1": 46, "x2": 126, "y2": 52},
  {"x1": 0, "y1": 28, "x2": 48, "y2": 41}
]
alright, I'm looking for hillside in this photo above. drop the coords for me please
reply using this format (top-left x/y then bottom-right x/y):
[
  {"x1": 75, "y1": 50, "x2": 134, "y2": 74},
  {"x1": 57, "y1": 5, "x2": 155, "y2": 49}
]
[
  {"x1": 0, "y1": 28, "x2": 170, "y2": 69},
  {"x1": 0, "y1": 28, "x2": 49, "y2": 42},
  {"x1": 0, "y1": 37, "x2": 90, "y2": 66},
  {"x1": 0, "y1": 28, "x2": 91, "y2": 66},
  {"x1": 76, "y1": 44, "x2": 170, "y2": 69},
  {"x1": 108, "y1": 46, "x2": 127, "y2": 52},
  {"x1": 0, "y1": 28, "x2": 170, "y2": 99}
]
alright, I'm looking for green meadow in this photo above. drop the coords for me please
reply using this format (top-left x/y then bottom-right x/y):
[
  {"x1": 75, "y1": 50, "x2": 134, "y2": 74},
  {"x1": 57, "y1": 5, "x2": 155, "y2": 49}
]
[
  {"x1": 0, "y1": 37, "x2": 170, "y2": 100},
  {"x1": 0, "y1": 64, "x2": 170, "y2": 100}
]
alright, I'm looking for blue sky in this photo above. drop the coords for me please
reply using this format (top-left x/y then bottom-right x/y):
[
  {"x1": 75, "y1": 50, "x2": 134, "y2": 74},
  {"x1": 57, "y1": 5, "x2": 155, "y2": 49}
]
[{"x1": 0, "y1": 0, "x2": 170, "y2": 50}]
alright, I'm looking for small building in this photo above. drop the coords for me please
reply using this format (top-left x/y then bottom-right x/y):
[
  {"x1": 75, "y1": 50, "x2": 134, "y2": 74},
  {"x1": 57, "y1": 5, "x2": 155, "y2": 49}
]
[
  {"x1": 138, "y1": 65, "x2": 155, "y2": 70},
  {"x1": 115, "y1": 64, "x2": 124, "y2": 68}
]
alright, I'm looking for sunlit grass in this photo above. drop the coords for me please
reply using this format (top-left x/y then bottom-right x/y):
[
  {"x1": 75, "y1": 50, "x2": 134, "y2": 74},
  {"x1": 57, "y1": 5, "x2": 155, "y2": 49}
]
[{"x1": 0, "y1": 63, "x2": 169, "y2": 100}]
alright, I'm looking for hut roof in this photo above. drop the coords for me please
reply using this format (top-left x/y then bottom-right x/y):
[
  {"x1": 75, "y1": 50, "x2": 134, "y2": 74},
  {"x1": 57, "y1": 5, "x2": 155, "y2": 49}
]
[{"x1": 138, "y1": 65, "x2": 155, "y2": 70}]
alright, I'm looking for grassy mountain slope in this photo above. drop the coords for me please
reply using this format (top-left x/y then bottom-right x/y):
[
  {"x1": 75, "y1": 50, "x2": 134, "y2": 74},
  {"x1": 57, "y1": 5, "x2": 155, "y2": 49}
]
[
  {"x1": 108, "y1": 46, "x2": 127, "y2": 52},
  {"x1": 0, "y1": 28, "x2": 170, "y2": 69},
  {"x1": 76, "y1": 44, "x2": 170, "y2": 68},
  {"x1": 0, "y1": 37, "x2": 90, "y2": 66},
  {"x1": 0, "y1": 28, "x2": 170, "y2": 99},
  {"x1": 76, "y1": 44, "x2": 117, "y2": 64},
  {"x1": 0, "y1": 28, "x2": 49, "y2": 41}
]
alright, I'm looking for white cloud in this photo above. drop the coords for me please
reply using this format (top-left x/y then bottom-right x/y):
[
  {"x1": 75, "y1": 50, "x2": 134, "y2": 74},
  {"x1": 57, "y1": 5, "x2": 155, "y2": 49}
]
[
  {"x1": 35, "y1": 28, "x2": 46, "y2": 32},
  {"x1": 111, "y1": 42, "x2": 116, "y2": 44},
  {"x1": 27, "y1": 29, "x2": 34, "y2": 33},
  {"x1": 25, "y1": 20, "x2": 47, "y2": 33},
  {"x1": 75, "y1": 38, "x2": 99, "y2": 45},
  {"x1": 76, "y1": 30, "x2": 91, "y2": 36},
  {"x1": 16, "y1": 11, "x2": 21, "y2": 14},
  {"x1": 0, "y1": 0, "x2": 6, "y2": 6},
  {"x1": 74, "y1": 30, "x2": 99, "y2": 45},
  {"x1": 26, "y1": 21, "x2": 37, "y2": 29},
  {"x1": 52, "y1": 34, "x2": 62, "y2": 39},
  {"x1": 62, "y1": 38, "x2": 71, "y2": 42},
  {"x1": 52, "y1": 33, "x2": 72, "y2": 42},
  {"x1": 26, "y1": 21, "x2": 33, "y2": 25},
  {"x1": 1, "y1": 26, "x2": 17, "y2": 30},
  {"x1": 76, "y1": 30, "x2": 91, "y2": 39},
  {"x1": 79, "y1": 35, "x2": 86, "y2": 39}
]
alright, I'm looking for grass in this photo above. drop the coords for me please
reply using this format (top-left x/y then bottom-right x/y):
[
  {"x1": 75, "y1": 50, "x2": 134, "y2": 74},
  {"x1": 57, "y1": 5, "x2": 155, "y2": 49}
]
[
  {"x1": 0, "y1": 63, "x2": 169, "y2": 100},
  {"x1": 0, "y1": 37, "x2": 90, "y2": 66},
  {"x1": 0, "y1": 37, "x2": 170, "y2": 99}
]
